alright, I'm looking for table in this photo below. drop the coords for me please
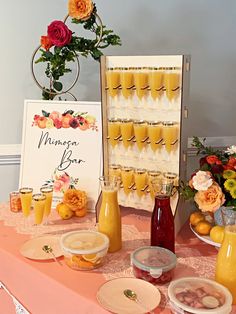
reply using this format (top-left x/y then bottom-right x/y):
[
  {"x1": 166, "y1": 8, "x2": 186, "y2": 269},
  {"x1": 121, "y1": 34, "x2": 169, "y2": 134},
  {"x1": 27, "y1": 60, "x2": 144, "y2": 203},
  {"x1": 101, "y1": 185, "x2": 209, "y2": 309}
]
[{"x1": 0, "y1": 204, "x2": 235, "y2": 314}]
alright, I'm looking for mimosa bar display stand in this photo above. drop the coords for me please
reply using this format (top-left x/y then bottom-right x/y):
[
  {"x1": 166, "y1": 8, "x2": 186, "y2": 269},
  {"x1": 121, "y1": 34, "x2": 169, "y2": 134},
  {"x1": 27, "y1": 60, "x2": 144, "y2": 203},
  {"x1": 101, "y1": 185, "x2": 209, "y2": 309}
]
[{"x1": 100, "y1": 55, "x2": 191, "y2": 233}]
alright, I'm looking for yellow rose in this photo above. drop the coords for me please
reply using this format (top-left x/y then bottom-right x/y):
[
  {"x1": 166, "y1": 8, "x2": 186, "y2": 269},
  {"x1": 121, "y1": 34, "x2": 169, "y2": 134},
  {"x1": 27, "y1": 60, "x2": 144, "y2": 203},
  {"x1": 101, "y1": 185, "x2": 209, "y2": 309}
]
[
  {"x1": 68, "y1": 0, "x2": 94, "y2": 21},
  {"x1": 194, "y1": 182, "x2": 225, "y2": 213}
]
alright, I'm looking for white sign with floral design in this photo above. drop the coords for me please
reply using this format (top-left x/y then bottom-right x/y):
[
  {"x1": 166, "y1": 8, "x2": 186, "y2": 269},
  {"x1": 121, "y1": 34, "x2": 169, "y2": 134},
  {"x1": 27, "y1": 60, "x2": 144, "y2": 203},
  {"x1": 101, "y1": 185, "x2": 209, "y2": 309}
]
[{"x1": 19, "y1": 99, "x2": 102, "y2": 211}]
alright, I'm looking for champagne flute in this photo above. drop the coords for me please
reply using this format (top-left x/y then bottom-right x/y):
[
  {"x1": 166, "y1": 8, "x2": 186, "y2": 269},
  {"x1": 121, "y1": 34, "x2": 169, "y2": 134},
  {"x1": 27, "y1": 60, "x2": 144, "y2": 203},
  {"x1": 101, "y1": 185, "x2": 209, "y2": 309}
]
[
  {"x1": 162, "y1": 122, "x2": 179, "y2": 159},
  {"x1": 148, "y1": 170, "x2": 162, "y2": 199},
  {"x1": 108, "y1": 118, "x2": 121, "y2": 160},
  {"x1": 148, "y1": 67, "x2": 164, "y2": 101},
  {"x1": 109, "y1": 164, "x2": 121, "y2": 181},
  {"x1": 147, "y1": 121, "x2": 163, "y2": 159},
  {"x1": 164, "y1": 67, "x2": 181, "y2": 103},
  {"x1": 40, "y1": 186, "x2": 53, "y2": 225},
  {"x1": 134, "y1": 169, "x2": 147, "y2": 200},
  {"x1": 120, "y1": 67, "x2": 134, "y2": 99},
  {"x1": 134, "y1": 67, "x2": 149, "y2": 101},
  {"x1": 19, "y1": 187, "x2": 33, "y2": 229},
  {"x1": 133, "y1": 120, "x2": 148, "y2": 162},
  {"x1": 32, "y1": 193, "x2": 46, "y2": 237},
  {"x1": 120, "y1": 119, "x2": 134, "y2": 155},
  {"x1": 121, "y1": 166, "x2": 134, "y2": 202},
  {"x1": 106, "y1": 67, "x2": 120, "y2": 99}
]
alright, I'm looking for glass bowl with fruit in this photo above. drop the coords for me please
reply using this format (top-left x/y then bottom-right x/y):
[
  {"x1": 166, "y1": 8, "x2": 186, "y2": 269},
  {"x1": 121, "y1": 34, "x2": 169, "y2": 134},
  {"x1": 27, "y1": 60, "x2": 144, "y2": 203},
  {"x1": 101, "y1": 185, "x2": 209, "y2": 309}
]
[
  {"x1": 131, "y1": 246, "x2": 177, "y2": 285},
  {"x1": 168, "y1": 277, "x2": 232, "y2": 314},
  {"x1": 60, "y1": 230, "x2": 109, "y2": 270}
]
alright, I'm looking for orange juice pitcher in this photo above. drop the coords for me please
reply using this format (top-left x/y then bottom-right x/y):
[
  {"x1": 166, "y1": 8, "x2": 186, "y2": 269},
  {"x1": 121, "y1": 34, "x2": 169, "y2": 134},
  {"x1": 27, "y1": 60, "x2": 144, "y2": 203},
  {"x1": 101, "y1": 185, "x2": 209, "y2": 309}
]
[
  {"x1": 98, "y1": 176, "x2": 122, "y2": 253},
  {"x1": 215, "y1": 225, "x2": 236, "y2": 304}
]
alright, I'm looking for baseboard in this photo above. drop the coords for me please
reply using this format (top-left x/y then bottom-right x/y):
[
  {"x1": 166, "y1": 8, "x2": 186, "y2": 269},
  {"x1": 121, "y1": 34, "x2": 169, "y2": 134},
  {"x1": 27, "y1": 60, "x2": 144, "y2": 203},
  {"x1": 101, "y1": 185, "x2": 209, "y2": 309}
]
[{"x1": 0, "y1": 137, "x2": 234, "y2": 165}]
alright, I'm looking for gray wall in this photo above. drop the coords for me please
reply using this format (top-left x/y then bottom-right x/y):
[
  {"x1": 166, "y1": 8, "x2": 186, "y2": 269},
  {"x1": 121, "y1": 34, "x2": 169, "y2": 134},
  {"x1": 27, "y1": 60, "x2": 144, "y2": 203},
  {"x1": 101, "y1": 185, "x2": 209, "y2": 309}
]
[
  {"x1": 0, "y1": 0, "x2": 235, "y2": 144},
  {"x1": 0, "y1": 0, "x2": 235, "y2": 200}
]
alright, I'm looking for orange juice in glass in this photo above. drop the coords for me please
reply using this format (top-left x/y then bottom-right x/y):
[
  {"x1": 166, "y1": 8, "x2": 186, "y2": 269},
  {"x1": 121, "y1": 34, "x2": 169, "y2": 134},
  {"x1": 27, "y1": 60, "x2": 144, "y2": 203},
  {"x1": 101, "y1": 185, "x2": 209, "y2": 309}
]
[
  {"x1": 164, "y1": 68, "x2": 181, "y2": 102},
  {"x1": 19, "y1": 187, "x2": 33, "y2": 218},
  {"x1": 98, "y1": 176, "x2": 121, "y2": 253},
  {"x1": 134, "y1": 67, "x2": 149, "y2": 100},
  {"x1": 134, "y1": 169, "x2": 147, "y2": 198},
  {"x1": 148, "y1": 67, "x2": 164, "y2": 100},
  {"x1": 109, "y1": 164, "x2": 121, "y2": 181},
  {"x1": 120, "y1": 119, "x2": 134, "y2": 149},
  {"x1": 133, "y1": 120, "x2": 148, "y2": 151},
  {"x1": 148, "y1": 171, "x2": 162, "y2": 199},
  {"x1": 215, "y1": 225, "x2": 236, "y2": 304},
  {"x1": 40, "y1": 186, "x2": 53, "y2": 219},
  {"x1": 106, "y1": 67, "x2": 120, "y2": 98},
  {"x1": 147, "y1": 121, "x2": 162, "y2": 152},
  {"x1": 162, "y1": 122, "x2": 179, "y2": 153},
  {"x1": 33, "y1": 193, "x2": 46, "y2": 225},
  {"x1": 120, "y1": 67, "x2": 134, "y2": 99},
  {"x1": 121, "y1": 167, "x2": 134, "y2": 195},
  {"x1": 108, "y1": 118, "x2": 121, "y2": 148}
]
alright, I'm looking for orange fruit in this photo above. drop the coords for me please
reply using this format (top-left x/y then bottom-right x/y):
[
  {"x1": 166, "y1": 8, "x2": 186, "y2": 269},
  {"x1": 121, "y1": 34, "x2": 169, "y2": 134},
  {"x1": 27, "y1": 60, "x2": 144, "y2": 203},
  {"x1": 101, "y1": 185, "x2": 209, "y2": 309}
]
[
  {"x1": 75, "y1": 207, "x2": 87, "y2": 217},
  {"x1": 71, "y1": 255, "x2": 94, "y2": 269},
  {"x1": 56, "y1": 202, "x2": 74, "y2": 219},
  {"x1": 194, "y1": 221, "x2": 212, "y2": 235},
  {"x1": 210, "y1": 226, "x2": 225, "y2": 243},
  {"x1": 190, "y1": 211, "x2": 205, "y2": 226}
]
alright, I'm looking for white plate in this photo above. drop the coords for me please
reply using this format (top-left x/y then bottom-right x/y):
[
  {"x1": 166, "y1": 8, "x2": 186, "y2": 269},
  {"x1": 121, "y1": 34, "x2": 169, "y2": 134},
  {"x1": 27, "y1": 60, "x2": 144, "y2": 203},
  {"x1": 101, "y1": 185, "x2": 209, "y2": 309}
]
[
  {"x1": 190, "y1": 224, "x2": 220, "y2": 248},
  {"x1": 96, "y1": 277, "x2": 161, "y2": 314},
  {"x1": 20, "y1": 235, "x2": 63, "y2": 260}
]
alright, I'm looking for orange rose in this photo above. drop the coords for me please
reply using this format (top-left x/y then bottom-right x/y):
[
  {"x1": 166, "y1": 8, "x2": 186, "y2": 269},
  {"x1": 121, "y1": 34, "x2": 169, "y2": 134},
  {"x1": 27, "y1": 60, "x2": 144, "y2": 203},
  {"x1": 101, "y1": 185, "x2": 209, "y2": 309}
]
[
  {"x1": 63, "y1": 188, "x2": 87, "y2": 211},
  {"x1": 68, "y1": 0, "x2": 94, "y2": 21},
  {"x1": 194, "y1": 182, "x2": 225, "y2": 213},
  {"x1": 41, "y1": 35, "x2": 53, "y2": 51}
]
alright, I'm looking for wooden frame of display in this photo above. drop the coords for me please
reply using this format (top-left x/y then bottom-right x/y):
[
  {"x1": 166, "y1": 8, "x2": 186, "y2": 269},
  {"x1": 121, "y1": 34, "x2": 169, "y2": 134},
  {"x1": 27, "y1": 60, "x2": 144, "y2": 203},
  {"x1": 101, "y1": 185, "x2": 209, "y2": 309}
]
[{"x1": 100, "y1": 55, "x2": 191, "y2": 233}]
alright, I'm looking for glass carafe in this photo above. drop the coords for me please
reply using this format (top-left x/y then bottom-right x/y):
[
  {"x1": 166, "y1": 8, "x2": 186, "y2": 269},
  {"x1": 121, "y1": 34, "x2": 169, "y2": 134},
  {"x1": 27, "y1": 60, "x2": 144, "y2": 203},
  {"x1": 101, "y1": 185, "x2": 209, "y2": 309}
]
[
  {"x1": 98, "y1": 176, "x2": 122, "y2": 253},
  {"x1": 215, "y1": 225, "x2": 236, "y2": 304},
  {"x1": 150, "y1": 178, "x2": 175, "y2": 253}
]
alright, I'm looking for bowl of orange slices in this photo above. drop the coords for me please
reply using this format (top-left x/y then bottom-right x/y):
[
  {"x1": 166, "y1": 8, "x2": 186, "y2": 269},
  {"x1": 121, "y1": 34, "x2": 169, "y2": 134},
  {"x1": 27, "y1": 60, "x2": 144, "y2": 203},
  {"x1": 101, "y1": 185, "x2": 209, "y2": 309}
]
[{"x1": 60, "y1": 230, "x2": 109, "y2": 270}]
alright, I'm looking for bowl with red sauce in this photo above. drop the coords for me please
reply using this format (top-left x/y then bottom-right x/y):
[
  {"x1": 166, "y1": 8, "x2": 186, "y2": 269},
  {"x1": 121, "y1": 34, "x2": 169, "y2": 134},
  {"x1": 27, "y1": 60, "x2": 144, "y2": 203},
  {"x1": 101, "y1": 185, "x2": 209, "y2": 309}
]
[
  {"x1": 131, "y1": 246, "x2": 177, "y2": 285},
  {"x1": 168, "y1": 277, "x2": 232, "y2": 314}
]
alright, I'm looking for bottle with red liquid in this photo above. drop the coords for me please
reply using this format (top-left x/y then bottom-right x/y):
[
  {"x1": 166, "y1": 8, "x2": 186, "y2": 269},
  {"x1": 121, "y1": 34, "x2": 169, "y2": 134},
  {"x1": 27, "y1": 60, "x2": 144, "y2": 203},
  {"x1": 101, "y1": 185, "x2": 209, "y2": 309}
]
[{"x1": 150, "y1": 179, "x2": 175, "y2": 253}]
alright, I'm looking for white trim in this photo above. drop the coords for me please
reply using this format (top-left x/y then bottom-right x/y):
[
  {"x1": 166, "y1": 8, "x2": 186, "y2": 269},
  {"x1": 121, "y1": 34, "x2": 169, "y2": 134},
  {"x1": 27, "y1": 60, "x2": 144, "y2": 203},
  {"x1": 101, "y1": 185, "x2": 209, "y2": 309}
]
[{"x1": 0, "y1": 136, "x2": 234, "y2": 165}]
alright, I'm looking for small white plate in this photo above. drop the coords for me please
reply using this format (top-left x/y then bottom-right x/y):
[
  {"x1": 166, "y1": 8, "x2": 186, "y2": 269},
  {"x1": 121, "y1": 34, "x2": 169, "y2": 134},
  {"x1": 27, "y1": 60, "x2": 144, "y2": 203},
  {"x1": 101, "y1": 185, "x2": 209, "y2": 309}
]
[
  {"x1": 96, "y1": 277, "x2": 161, "y2": 314},
  {"x1": 190, "y1": 224, "x2": 220, "y2": 248},
  {"x1": 20, "y1": 235, "x2": 63, "y2": 260}
]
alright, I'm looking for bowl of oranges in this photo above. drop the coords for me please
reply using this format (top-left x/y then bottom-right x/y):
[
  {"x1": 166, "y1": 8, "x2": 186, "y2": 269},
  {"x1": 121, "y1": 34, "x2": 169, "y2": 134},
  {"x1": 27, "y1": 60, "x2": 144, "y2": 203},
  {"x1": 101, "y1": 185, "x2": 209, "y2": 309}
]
[
  {"x1": 189, "y1": 211, "x2": 225, "y2": 247},
  {"x1": 60, "y1": 230, "x2": 109, "y2": 270}
]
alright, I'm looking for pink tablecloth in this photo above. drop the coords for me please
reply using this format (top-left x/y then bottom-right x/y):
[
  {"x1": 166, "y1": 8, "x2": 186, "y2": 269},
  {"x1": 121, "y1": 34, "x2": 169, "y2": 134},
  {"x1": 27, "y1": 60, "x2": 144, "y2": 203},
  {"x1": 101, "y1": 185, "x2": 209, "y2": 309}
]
[{"x1": 0, "y1": 204, "x2": 235, "y2": 314}]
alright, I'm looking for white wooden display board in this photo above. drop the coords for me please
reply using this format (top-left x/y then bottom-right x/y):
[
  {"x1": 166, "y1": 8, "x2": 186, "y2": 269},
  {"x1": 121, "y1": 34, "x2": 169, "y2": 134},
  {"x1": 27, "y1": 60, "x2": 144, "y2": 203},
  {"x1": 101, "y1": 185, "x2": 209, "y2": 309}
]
[{"x1": 19, "y1": 100, "x2": 102, "y2": 211}]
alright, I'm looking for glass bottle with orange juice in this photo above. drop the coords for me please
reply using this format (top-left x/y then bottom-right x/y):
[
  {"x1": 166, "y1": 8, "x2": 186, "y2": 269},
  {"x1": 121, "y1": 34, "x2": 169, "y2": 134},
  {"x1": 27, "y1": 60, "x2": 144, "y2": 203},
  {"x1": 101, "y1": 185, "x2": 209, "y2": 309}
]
[
  {"x1": 215, "y1": 224, "x2": 236, "y2": 304},
  {"x1": 98, "y1": 176, "x2": 122, "y2": 253}
]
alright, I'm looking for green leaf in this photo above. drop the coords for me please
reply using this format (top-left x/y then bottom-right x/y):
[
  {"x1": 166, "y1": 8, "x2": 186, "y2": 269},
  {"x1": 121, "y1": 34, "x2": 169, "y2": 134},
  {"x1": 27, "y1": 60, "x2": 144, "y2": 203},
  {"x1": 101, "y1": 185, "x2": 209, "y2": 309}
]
[
  {"x1": 64, "y1": 110, "x2": 74, "y2": 115},
  {"x1": 53, "y1": 81, "x2": 63, "y2": 91},
  {"x1": 42, "y1": 110, "x2": 50, "y2": 117}
]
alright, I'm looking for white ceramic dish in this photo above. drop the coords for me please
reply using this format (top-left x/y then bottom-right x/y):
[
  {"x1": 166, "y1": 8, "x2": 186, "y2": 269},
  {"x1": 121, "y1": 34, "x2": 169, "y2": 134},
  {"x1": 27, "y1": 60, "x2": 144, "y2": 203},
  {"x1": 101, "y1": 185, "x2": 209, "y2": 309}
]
[
  {"x1": 190, "y1": 224, "x2": 220, "y2": 248},
  {"x1": 96, "y1": 277, "x2": 161, "y2": 314},
  {"x1": 20, "y1": 235, "x2": 63, "y2": 260}
]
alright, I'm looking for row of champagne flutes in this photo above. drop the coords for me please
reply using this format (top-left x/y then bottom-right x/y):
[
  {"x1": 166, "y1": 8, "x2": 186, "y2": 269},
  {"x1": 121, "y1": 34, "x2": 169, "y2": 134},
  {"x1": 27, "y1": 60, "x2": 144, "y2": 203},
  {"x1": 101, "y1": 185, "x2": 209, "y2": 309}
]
[
  {"x1": 19, "y1": 186, "x2": 53, "y2": 233},
  {"x1": 108, "y1": 119, "x2": 179, "y2": 161},
  {"x1": 106, "y1": 66, "x2": 181, "y2": 102},
  {"x1": 109, "y1": 164, "x2": 178, "y2": 206}
]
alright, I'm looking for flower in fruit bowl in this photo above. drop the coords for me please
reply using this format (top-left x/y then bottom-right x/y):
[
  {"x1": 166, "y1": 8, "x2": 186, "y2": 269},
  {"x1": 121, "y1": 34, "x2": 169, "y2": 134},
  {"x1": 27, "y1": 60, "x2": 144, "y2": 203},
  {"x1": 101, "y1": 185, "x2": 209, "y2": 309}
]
[
  {"x1": 34, "y1": 0, "x2": 121, "y2": 100},
  {"x1": 180, "y1": 137, "x2": 236, "y2": 213}
]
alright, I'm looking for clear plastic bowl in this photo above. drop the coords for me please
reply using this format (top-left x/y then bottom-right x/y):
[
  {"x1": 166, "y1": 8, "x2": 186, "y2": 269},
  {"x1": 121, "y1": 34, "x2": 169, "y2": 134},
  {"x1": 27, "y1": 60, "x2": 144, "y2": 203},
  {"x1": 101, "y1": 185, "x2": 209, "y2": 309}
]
[
  {"x1": 131, "y1": 246, "x2": 177, "y2": 284},
  {"x1": 168, "y1": 277, "x2": 233, "y2": 314},
  {"x1": 60, "y1": 230, "x2": 109, "y2": 270}
]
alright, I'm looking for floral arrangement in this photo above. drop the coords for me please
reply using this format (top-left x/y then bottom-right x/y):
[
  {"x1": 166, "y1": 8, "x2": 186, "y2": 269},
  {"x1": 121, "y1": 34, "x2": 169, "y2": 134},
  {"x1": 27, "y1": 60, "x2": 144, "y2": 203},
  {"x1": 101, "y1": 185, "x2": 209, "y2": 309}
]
[
  {"x1": 35, "y1": 0, "x2": 121, "y2": 100},
  {"x1": 32, "y1": 109, "x2": 98, "y2": 131},
  {"x1": 181, "y1": 137, "x2": 236, "y2": 213},
  {"x1": 44, "y1": 169, "x2": 79, "y2": 193}
]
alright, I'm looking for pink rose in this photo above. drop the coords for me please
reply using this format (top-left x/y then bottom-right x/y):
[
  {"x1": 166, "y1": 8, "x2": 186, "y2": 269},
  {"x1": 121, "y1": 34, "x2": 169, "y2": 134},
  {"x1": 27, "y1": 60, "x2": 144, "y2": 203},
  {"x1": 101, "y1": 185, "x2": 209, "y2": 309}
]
[
  {"x1": 49, "y1": 111, "x2": 62, "y2": 122},
  {"x1": 194, "y1": 182, "x2": 225, "y2": 213},
  {"x1": 60, "y1": 173, "x2": 70, "y2": 184},
  {"x1": 54, "y1": 179, "x2": 70, "y2": 193},
  {"x1": 192, "y1": 170, "x2": 213, "y2": 191},
  {"x1": 47, "y1": 21, "x2": 72, "y2": 47}
]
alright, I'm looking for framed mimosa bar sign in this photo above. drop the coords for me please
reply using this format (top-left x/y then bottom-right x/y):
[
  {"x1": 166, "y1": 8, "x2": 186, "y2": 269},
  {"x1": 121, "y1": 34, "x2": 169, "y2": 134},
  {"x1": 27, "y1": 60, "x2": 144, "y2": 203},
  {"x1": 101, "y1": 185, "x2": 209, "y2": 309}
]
[
  {"x1": 100, "y1": 55, "x2": 191, "y2": 232},
  {"x1": 19, "y1": 100, "x2": 102, "y2": 211}
]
